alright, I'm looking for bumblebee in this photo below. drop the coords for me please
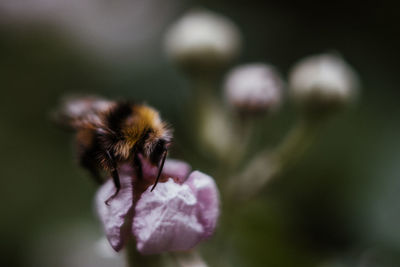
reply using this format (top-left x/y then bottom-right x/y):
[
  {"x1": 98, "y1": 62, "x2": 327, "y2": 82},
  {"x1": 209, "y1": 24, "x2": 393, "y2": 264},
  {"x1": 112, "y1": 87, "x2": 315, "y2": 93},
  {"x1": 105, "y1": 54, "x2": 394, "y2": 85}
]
[{"x1": 55, "y1": 96, "x2": 172, "y2": 203}]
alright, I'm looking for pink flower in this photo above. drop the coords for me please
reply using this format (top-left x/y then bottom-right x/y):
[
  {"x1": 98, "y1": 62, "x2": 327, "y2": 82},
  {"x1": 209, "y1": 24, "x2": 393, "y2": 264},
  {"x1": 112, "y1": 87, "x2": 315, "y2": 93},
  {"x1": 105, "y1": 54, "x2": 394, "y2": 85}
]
[{"x1": 95, "y1": 159, "x2": 220, "y2": 254}]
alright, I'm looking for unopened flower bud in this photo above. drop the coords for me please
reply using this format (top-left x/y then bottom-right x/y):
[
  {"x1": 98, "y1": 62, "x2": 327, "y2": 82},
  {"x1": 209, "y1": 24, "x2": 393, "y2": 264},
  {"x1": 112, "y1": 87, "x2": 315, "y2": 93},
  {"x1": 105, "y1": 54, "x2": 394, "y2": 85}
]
[
  {"x1": 224, "y1": 63, "x2": 284, "y2": 114},
  {"x1": 95, "y1": 159, "x2": 219, "y2": 254},
  {"x1": 164, "y1": 8, "x2": 241, "y2": 72},
  {"x1": 289, "y1": 53, "x2": 359, "y2": 112}
]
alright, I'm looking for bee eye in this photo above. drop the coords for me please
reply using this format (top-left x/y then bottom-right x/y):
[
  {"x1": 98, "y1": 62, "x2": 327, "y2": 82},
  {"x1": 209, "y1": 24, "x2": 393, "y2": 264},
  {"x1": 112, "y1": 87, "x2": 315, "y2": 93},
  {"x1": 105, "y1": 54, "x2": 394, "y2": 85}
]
[
  {"x1": 155, "y1": 140, "x2": 166, "y2": 154},
  {"x1": 150, "y1": 140, "x2": 166, "y2": 164}
]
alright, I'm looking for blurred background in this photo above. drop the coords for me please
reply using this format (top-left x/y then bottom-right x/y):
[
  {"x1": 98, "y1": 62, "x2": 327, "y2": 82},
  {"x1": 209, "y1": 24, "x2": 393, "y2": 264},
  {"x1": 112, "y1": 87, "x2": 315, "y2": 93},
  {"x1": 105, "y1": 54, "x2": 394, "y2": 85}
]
[{"x1": 1, "y1": 0, "x2": 399, "y2": 266}]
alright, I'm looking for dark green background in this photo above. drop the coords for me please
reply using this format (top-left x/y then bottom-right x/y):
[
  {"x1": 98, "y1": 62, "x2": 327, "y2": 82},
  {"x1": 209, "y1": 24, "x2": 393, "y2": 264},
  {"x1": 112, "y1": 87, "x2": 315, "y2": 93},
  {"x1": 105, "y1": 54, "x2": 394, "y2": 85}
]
[{"x1": 1, "y1": 0, "x2": 399, "y2": 266}]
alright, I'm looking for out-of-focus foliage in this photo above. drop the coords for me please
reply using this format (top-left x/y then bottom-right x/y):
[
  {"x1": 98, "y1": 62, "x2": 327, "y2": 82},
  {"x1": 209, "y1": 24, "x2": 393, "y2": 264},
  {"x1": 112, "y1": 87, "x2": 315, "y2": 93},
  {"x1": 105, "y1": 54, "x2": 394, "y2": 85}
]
[{"x1": 1, "y1": 0, "x2": 400, "y2": 266}]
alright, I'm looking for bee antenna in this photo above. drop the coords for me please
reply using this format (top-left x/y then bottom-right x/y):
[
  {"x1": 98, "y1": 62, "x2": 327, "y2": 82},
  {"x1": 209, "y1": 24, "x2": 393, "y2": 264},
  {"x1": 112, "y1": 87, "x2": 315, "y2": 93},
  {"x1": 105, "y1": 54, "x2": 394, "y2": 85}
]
[{"x1": 151, "y1": 150, "x2": 167, "y2": 192}]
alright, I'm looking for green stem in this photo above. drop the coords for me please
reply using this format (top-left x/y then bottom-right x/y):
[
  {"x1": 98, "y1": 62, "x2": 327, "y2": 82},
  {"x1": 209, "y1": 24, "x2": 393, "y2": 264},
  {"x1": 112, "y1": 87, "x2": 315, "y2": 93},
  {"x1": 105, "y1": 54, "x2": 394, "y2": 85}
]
[
  {"x1": 231, "y1": 116, "x2": 256, "y2": 167},
  {"x1": 273, "y1": 117, "x2": 321, "y2": 169},
  {"x1": 125, "y1": 241, "x2": 163, "y2": 267},
  {"x1": 216, "y1": 116, "x2": 255, "y2": 186},
  {"x1": 227, "y1": 116, "x2": 322, "y2": 202},
  {"x1": 190, "y1": 77, "x2": 236, "y2": 164}
]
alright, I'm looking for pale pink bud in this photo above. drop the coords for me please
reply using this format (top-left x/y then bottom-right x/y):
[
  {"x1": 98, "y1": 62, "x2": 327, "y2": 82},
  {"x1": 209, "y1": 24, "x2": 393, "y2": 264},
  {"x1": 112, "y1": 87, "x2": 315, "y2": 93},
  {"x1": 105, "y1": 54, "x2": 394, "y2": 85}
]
[
  {"x1": 224, "y1": 63, "x2": 284, "y2": 114},
  {"x1": 289, "y1": 53, "x2": 359, "y2": 110},
  {"x1": 165, "y1": 8, "x2": 241, "y2": 69}
]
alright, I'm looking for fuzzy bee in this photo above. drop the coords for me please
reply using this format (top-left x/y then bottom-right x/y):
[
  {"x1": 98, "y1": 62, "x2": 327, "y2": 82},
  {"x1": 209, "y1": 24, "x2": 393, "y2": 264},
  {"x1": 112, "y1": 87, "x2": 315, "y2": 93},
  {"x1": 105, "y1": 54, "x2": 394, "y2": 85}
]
[{"x1": 54, "y1": 96, "x2": 172, "y2": 204}]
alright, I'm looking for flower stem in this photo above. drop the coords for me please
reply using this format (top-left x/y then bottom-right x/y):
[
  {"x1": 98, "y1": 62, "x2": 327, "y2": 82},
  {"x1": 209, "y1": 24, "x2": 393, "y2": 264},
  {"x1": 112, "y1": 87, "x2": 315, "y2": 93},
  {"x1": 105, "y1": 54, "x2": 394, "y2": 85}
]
[
  {"x1": 125, "y1": 241, "x2": 163, "y2": 267},
  {"x1": 216, "y1": 116, "x2": 255, "y2": 187},
  {"x1": 273, "y1": 117, "x2": 322, "y2": 169},
  {"x1": 229, "y1": 116, "x2": 256, "y2": 168},
  {"x1": 227, "y1": 116, "x2": 323, "y2": 201},
  {"x1": 190, "y1": 77, "x2": 234, "y2": 161}
]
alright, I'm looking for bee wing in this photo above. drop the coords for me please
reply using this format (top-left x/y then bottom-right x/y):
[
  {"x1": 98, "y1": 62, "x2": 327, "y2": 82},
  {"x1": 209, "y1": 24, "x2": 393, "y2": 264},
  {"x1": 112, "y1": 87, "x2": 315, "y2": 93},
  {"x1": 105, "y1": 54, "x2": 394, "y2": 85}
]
[{"x1": 53, "y1": 95, "x2": 115, "y2": 129}]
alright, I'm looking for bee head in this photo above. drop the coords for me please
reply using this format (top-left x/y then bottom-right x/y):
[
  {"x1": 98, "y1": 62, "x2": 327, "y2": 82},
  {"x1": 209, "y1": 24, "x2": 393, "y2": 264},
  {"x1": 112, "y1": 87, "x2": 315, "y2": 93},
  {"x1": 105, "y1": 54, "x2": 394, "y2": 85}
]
[
  {"x1": 141, "y1": 125, "x2": 172, "y2": 166},
  {"x1": 146, "y1": 138, "x2": 169, "y2": 165},
  {"x1": 139, "y1": 118, "x2": 172, "y2": 191},
  {"x1": 145, "y1": 137, "x2": 171, "y2": 192}
]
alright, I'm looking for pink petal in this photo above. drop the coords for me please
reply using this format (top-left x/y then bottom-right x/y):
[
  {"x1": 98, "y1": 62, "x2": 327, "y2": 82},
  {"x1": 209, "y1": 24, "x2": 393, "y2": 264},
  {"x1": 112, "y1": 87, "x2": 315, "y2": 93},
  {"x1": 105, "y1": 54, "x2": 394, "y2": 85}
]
[
  {"x1": 132, "y1": 179, "x2": 204, "y2": 254},
  {"x1": 95, "y1": 169, "x2": 134, "y2": 252},
  {"x1": 186, "y1": 171, "x2": 220, "y2": 239},
  {"x1": 161, "y1": 159, "x2": 192, "y2": 183},
  {"x1": 139, "y1": 156, "x2": 191, "y2": 183}
]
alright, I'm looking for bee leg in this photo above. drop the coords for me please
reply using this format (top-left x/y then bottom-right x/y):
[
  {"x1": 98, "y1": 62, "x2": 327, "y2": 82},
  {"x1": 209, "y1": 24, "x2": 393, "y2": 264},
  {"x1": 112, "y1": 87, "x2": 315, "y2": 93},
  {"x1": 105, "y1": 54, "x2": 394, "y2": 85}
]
[
  {"x1": 105, "y1": 151, "x2": 121, "y2": 205},
  {"x1": 105, "y1": 169, "x2": 120, "y2": 205},
  {"x1": 133, "y1": 153, "x2": 143, "y2": 180}
]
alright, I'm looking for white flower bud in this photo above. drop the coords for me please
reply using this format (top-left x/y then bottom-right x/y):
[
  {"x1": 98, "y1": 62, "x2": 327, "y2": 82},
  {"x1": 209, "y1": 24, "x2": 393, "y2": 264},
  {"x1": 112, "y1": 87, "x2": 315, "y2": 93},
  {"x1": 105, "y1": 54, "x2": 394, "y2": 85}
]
[
  {"x1": 224, "y1": 63, "x2": 284, "y2": 114},
  {"x1": 289, "y1": 53, "x2": 360, "y2": 111},
  {"x1": 164, "y1": 8, "x2": 241, "y2": 71}
]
